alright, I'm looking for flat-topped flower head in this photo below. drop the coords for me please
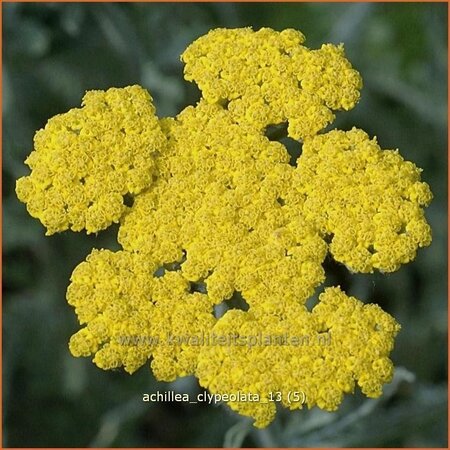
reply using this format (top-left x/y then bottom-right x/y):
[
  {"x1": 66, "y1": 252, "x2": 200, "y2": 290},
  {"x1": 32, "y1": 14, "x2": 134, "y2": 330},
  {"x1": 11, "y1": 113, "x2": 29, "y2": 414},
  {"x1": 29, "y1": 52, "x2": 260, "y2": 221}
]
[
  {"x1": 16, "y1": 85, "x2": 166, "y2": 235},
  {"x1": 15, "y1": 26, "x2": 432, "y2": 428}
]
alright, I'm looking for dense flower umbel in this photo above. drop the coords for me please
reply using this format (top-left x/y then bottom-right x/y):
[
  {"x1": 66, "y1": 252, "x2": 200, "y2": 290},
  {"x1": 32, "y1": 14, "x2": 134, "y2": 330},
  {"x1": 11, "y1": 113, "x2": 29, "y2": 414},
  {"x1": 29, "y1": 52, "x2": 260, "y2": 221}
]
[
  {"x1": 182, "y1": 28, "x2": 362, "y2": 139},
  {"x1": 16, "y1": 86, "x2": 166, "y2": 234},
  {"x1": 296, "y1": 128, "x2": 433, "y2": 273},
  {"x1": 68, "y1": 249, "x2": 216, "y2": 378},
  {"x1": 197, "y1": 287, "x2": 400, "y2": 427},
  {"x1": 16, "y1": 27, "x2": 432, "y2": 427},
  {"x1": 119, "y1": 100, "x2": 327, "y2": 308}
]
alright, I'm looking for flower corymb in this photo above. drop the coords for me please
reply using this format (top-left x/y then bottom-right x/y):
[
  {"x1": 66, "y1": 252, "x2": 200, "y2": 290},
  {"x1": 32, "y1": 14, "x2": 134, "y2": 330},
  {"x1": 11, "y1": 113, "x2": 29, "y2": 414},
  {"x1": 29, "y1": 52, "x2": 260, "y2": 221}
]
[
  {"x1": 182, "y1": 27, "x2": 362, "y2": 139},
  {"x1": 16, "y1": 27, "x2": 432, "y2": 428},
  {"x1": 16, "y1": 85, "x2": 166, "y2": 235}
]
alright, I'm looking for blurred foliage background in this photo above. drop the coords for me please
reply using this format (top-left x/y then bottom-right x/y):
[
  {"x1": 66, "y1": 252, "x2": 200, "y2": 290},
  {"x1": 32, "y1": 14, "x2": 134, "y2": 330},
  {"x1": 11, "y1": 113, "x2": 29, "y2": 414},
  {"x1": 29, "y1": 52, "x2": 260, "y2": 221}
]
[{"x1": 2, "y1": 2, "x2": 447, "y2": 447}]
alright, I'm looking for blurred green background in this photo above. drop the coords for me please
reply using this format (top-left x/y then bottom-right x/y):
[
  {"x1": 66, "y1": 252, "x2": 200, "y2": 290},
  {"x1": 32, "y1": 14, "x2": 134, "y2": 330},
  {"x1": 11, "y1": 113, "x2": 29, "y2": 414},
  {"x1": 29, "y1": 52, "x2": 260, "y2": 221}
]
[{"x1": 3, "y1": 2, "x2": 447, "y2": 447}]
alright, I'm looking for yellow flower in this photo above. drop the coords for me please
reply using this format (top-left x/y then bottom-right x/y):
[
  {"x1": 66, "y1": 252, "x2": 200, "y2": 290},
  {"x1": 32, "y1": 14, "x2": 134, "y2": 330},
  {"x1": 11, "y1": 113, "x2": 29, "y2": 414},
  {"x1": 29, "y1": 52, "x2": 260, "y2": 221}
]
[
  {"x1": 16, "y1": 85, "x2": 166, "y2": 235},
  {"x1": 16, "y1": 26, "x2": 432, "y2": 428}
]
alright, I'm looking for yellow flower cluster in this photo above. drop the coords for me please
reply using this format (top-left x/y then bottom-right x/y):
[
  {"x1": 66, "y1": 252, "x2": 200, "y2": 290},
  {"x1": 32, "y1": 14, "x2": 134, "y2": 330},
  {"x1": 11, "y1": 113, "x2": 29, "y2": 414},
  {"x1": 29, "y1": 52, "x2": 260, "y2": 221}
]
[
  {"x1": 295, "y1": 128, "x2": 433, "y2": 273},
  {"x1": 68, "y1": 249, "x2": 216, "y2": 378},
  {"x1": 182, "y1": 28, "x2": 362, "y2": 139},
  {"x1": 16, "y1": 85, "x2": 166, "y2": 234},
  {"x1": 16, "y1": 27, "x2": 432, "y2": 427},
  {"x1": 197, "y1": 287, "x2": 400, "y2": 427},
  {"x1": 119, "y1": 100, "x2": 327, "y2": 309}
]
